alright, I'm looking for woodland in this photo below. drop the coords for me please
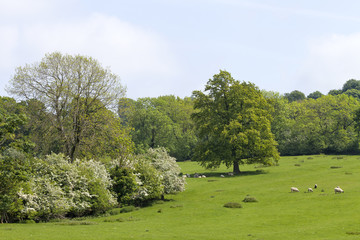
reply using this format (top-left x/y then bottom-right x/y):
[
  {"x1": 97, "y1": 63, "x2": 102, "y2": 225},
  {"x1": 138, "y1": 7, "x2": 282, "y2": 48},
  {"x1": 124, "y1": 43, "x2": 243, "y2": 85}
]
[{"x1": 2, "y1": 52, "x2": 360, "y2": 223}]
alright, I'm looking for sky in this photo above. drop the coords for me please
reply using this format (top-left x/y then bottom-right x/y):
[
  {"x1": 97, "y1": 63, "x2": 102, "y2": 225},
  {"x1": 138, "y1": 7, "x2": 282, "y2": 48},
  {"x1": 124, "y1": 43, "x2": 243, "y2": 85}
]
[{"x1": 2, "y1": 0, "x2": 360, "y2": 99}]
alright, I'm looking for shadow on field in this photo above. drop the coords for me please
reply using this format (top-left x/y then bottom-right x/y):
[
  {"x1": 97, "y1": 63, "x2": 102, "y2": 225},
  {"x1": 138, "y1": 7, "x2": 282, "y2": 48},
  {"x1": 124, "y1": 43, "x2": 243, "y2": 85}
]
[{"x1": 198, "y1": 169, "x2": 267, "y2": 178}]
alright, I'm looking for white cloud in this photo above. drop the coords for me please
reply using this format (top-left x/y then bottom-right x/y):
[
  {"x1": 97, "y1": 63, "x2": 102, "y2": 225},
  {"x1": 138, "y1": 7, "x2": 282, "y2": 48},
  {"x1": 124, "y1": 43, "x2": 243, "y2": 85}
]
[
  {"x1": 297, "y1": 33, "x2": 360, "y2": 94},
  {"x1": 0, "y1": 0, "x2": 54, "y2": 17},
  {"x1": 0, "y1": 25, "x2": 19, "y2": 69},
  {"x1": 23, "y1": 14, "x2": 177, "y2": 76},
  {"x1": 0, "y1": 13, "x2": 178, "y2": 98}
]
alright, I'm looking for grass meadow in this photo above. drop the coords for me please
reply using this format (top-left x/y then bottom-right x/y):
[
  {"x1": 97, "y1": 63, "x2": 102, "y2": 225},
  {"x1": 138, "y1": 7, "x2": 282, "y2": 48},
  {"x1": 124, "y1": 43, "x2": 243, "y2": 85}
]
[{"x1": 2, "y1": 155, "x2": 360, "y2": 239}]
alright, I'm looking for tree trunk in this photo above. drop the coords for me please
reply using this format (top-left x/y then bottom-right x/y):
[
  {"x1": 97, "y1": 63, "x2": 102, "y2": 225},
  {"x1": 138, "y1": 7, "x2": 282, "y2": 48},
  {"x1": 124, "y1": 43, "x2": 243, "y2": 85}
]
[{"x1": 233, "y1": 161, "x2": 241, "y2": 175}]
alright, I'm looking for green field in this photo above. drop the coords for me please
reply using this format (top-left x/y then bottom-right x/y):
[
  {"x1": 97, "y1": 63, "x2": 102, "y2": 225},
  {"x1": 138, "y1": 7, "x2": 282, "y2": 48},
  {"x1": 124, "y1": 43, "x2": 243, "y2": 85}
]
[{"x1": 2, "y1": 155, "x2": 360, "y2": 240}]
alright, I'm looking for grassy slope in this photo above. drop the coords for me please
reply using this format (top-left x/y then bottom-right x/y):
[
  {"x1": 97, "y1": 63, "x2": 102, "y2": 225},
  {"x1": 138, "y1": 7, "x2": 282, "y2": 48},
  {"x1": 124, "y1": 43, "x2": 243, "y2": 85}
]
[{"x1": 2, "y1": 155, "x2": 360, "y2": 240}]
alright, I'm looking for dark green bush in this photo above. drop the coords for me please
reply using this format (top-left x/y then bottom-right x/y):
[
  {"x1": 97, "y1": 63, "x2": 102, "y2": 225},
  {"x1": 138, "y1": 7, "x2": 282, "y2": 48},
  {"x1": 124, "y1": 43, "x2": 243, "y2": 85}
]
[
  {"x1": 107, "y1": 209, "x2": 121, "y2": 215},
  {"x1": 110, "y1": 166, "x2": 137, "y2": 204},
  {"x1": 242, "y1": 196, "x2": 258, "y2": 203},
  {"x1": 55, "y1": 221, "x2": 98, "y2": 225},
  {"x1": 120, "y1": 206, "x2": 136, "y2": 213},
  {"x1": 330, "y1": 166, "x2": 342, "y2": 169},
  {"x1": 223, "y1": 202, "x2": 242, "y2": 208}
]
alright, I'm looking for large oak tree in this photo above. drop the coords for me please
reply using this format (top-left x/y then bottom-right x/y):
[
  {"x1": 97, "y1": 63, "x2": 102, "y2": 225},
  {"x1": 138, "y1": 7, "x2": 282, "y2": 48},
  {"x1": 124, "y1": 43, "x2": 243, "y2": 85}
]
[{"x1": 191, "y1": 70, "x2": 279, "y2": 174}]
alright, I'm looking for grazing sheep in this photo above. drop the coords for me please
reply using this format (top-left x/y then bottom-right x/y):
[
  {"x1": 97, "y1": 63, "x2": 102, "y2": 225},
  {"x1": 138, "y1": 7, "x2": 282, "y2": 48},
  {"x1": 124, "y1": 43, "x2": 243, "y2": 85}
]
[
  {"x1": 334, "y1": 186, "x2": 344, "y2": 193},
  {"x1": 228, "y1": 172, "x2": 234, "y2": 176},
  {"x1": 220, "y1": 175, "x2": 225, "y2": 178},
  {"x1": 314, "y1": 184, "x2": 317, "y2": 189},
  {"x1": 291, "y1": 187, "x2": 299, "y2": 192},
  {"x1": 308, "y1": 188, "x2": 313, "y2": 192},
  {"x1": 194, "y1": 173, "x2": 200, "y2": 178},
  {"x1": 201, "y1": 175, "x2": 206, "y2": 178}
]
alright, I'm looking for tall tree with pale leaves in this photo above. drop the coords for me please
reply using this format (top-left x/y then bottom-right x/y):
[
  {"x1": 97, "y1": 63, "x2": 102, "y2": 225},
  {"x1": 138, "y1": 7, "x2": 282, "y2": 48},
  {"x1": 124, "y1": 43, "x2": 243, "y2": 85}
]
[{"x1": 7, "y1": 52, "x2": 127, "y2": 161}]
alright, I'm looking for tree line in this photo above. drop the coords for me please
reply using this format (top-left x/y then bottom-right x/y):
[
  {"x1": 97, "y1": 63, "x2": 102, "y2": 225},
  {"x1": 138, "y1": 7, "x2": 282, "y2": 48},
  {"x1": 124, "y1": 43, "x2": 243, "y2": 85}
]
[{"x1": 2, "y1": 52, "x2": 360, "y2": 222}]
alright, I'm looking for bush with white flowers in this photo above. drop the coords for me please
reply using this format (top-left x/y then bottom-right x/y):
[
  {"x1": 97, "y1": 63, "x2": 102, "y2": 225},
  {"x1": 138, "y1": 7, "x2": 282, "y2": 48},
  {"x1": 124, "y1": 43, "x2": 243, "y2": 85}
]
[
  {"x1": 144, "y1": 147, "x2": 186, "y2": 194},
  {"x1": 18, "y1": 153, "x2": 116, "y2": 221},
  {"x1": 130, "y1": 147, "x2": 185, "y2": 205}
]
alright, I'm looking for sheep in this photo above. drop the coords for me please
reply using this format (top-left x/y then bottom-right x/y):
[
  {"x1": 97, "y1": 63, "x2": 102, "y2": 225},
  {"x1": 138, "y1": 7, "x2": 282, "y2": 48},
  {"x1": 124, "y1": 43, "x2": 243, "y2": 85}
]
[
  {"x1": 334, "y1": 186, "x2": 344, "y2": 193},
  {"x1": 228, "y1": 172, "x2": 234, "y2": 176},
  {"x1": 201, "y1": 175, "x2": 206, "y2": 178},
  {"x1": 290, "y1": 187, "x2": 299, "y2": 192},
  {"x1": 314, "y1": 184, "x2": 317, "y2": 189},
  {"x1": 308, "y1": 188, "x2": 313, "y2": 192},
  {"x1": 220, "y1": 174, "x2": 225, "y2": 178}
]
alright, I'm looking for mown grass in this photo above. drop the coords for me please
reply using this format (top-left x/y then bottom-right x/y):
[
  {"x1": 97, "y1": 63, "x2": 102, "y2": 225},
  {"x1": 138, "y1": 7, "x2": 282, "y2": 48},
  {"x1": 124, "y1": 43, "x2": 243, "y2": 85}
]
[{"x1": 2, "y1": 155, "x2": 360, "y2": 239}]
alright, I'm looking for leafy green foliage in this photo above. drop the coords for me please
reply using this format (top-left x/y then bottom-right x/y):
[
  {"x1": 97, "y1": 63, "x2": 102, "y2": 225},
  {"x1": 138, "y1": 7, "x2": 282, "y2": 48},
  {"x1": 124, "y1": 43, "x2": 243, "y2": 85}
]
[
  {"x1": 307, "y1": 91, "x2": 323, "y2": 100},
  {"x1": 132, "y1": 155, "x2": 164, "y2": 205},
  {"x1": 0, "y1": 148, "x2": 31, "y2": 223},
  {"x1": 0, "y1": 97, "x2": 34, "y2": 153},
  {"x1": 110, "y1": 166, "x2": 137, "y2": 204},
  {"x1": 192, "y1": 70, "x2": 279, "y2": 173},
  {"x1": 284, "y1": 90, "x2": 306, "y2": 102},
  {"x1": 274, "y1": 94, "x2": 360, "y2": 155},
  {"x1": 125, "y1": 95, "x2": 197, "y2": 161}
]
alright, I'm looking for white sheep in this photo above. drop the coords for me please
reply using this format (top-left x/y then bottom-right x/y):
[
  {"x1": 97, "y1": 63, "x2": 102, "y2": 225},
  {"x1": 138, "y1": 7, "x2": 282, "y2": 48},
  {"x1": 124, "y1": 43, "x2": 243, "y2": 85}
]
[
  {"x1": 201, "y1": 175, "x2": 206, "y2": 178},
  {"x1": 308, "y1": 188, "x2": 313, "y2": 192},
  {"x1": 220, "y1": 174, "x2": 225, "y2": 178},
  {"x1": 228, "y1": 172, "x2": 234, "y2": 176},
  {"x1": 334, "y1": 186, "x2": 344, "y2": 193},
  {"x1": 291, "y1": 187, "x2": 299, "y2": 192}
]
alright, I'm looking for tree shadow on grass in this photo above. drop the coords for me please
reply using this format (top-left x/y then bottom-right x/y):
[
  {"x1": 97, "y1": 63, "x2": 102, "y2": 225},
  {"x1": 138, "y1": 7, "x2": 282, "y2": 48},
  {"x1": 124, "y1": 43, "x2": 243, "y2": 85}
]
[{"x1": 197, "y1": 169, "x2": 267, "y2": 178}]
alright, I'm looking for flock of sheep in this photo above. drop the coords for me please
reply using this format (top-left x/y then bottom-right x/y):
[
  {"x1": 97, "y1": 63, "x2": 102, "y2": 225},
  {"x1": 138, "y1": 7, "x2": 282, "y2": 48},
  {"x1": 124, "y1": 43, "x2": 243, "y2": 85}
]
[
  {"x1": 186, "y1": 174, "x2": 345, "y2": 194},
  {"x1": 183, "y1": 172, "x2": 234, "y2": 179},
  {"x1": 290, "y1": 184, "x2": 344, "y2": 194}
]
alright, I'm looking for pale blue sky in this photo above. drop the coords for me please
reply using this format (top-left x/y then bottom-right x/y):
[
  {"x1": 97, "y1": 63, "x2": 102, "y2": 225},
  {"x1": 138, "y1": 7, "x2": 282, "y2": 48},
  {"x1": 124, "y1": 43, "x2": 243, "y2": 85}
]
[{"x1": 1, "y1": 0, "x2": 360, "y2": 99}]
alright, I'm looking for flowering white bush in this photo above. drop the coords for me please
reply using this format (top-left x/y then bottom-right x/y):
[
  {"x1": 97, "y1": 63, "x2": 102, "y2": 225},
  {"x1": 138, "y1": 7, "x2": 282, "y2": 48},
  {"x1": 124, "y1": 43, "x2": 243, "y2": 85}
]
[
  {"x1": 75, "y1": 159, "x2": 117, "y2": 212},
  {"x1": 131, "y1": 147, "x2": 185, "y2": 204},
  {"x1": 18, "y1": 153, "x2": 116, "y2": 220},
  {"x1": 145, "y1": 147, "x2": 186, "y2": 194},
  {"x1": 131, "y1": 156, "x2": 163, "y2": 204}
]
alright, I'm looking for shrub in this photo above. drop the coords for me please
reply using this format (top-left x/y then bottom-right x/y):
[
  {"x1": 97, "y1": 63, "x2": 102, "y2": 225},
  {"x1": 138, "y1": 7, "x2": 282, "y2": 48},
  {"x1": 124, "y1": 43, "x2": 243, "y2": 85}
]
[
  {"x1": 18, "y1": 153, "x2": 116, "y2": 221},
  {"x1": 0, "y1": 148, "x2": 31, "y2": 223},
  {"x1": 346, "y1": 232, "x2": 360, "y2": 235},
  {"x1": 132, "y1": 156, "x2": 163, "y2": 205},
  {"x1": 242, "y1": 196, "x2": 258, "y2": 203},
  {"x1": 120, "y1": 206, "x2": 136, "y2": 213},
  {"x1": 224, "y1": 202, "x2": 242, "y2": 208},
  {"x1": 330, "y1": 166, "x2": 342, "y2": 169},
  {"x1": 143, "y1": 147, "x2": 186, "y2": 194},
  {"x1": 107, "y1": 209, "x2": 121, "y2": 216},
  {"x1": 55, "y1": 221, "x2": 98, "y2": 225},
  {"x1": 110, "y1": 166, "x2": 137, "y2": 204},
  {"x1": 170, "y1": 205, "x2": 183, "y2": 208}
]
